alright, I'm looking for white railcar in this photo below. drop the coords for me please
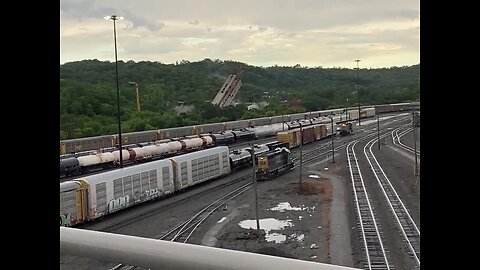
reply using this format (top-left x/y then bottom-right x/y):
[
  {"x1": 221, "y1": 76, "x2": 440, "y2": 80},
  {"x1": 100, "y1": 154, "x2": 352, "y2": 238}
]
[
  {"x1": 166, "y1": 141, "x2": 182, "y2": 154},
  {"x1": 75, "y1": 159, "x2": 174, "y2": 220},
  {"x1": 182, "y1": 138, "x2": 204, "y2": 150},
  {"x1": 112, "y1": 149, "x2": 130, "y2": 162},
  {"x1": 253, "y1": 123, "x2": 286, "y2": 138},
  {"x1": 170, "y1": 146, "x2": 230, "y2": 191},
  {"x1": 363, "y1": 108, "x2": 375, "y2": 118}
]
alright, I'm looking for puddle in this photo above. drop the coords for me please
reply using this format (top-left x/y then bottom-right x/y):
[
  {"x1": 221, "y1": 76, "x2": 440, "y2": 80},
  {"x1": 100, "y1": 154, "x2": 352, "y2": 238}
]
[
  {"x1": 270, "y1": 202, "x2": 302, "y2": 211},
  {"x1": 309, "y1": 174, "x2": 321, "y2": 178},
  {"x1": 290, "y1": 233, "x2": 305, "y2": 242},
  {"x1": 269, "y1": 202, "x2": 316, "y2": 213},
  {"x1": 217, "y1": 217, "x2": 227, "y2": 223},
  {"x1": 239, "y1": 218, "x2": 293, "y2": 244},
  {"x1": 266, "y1": 233, "x2": 287, "y2": 243}
]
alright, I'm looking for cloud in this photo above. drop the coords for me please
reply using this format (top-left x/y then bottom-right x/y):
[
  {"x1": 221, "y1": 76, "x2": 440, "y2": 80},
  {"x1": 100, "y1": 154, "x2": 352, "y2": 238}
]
[
  {"x1": 60, "y1": 0, "x2": 420, "y2": 68},
  {"x1": 188, "y1": 19, "x2": 199, "y2": 25},
  {"x1": 60, "y1": 0, "x2": 165, "y2": 31},
  {"x1": 258, "y1": 26, "x2": 268, "y2": 32}
]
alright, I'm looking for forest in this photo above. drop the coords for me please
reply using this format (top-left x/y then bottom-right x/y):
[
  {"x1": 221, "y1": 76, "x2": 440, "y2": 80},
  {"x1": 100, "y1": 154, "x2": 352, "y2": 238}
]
[{"x1": 60, "y1": 59, "x2": 419, "y2": 139}]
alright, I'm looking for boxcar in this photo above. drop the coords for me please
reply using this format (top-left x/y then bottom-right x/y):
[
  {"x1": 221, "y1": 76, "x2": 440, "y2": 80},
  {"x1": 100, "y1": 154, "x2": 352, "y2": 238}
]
[
  {"x1": 277, "y1": 129, "x2": 301, "y2": 148},
  {"x1": 60, "y1": 180, "x2": 89, "y2": 226},
  {"x1": 76, "y1": 160, "x2": 174, "y2": 221},
  {"x1": 170, "y1": 146, "x2": 230, "y2": 191}
]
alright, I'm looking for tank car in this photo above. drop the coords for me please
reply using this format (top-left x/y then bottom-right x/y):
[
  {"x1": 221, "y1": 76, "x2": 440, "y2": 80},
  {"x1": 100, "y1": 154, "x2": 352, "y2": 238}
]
[
  {"x1": 209, "y1": 131, "x2": 235, "y2": 145},
  {"x1": 229, "y1": 149, "x2": 252, "y2": 169},
  {"x1": 231, "y1": 129, "x2": 256, "y2": 142},
  {"x1": 60, "y1": 157, "x2": 80, "y2": 177},
  {"x1": 77, "y1": 152, "x2": 116, "y2": 173}
]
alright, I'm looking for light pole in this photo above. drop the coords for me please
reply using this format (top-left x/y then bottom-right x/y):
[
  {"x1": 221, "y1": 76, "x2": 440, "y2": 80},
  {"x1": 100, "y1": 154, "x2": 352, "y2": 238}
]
[
  {"x1": 346, "y1": 97, "x2": 349, "y2": 121},
  {"x1": 299, "y1": 123, "x2": 303, "y2": 185},
  {"x1": 248, "y1": 143, "x2": 260, "y2": 236},
  {"x1": 355, "y1": 59, "x2": 361, "y2": 126},
  {"x1": 377, "y1": 108, "x2": 380, "y2": 150},
  {"x1": 412, "y1": 107, "x2": 419, "y2": 187},
  {"x1": 106, "y1": 15, "x2": 125, "y2": 168},
  {"x1": 330, "y1": 117, "x2": 334, "y2": 163},
  {"x1": 128, "y1": 81, "x2": 141, "y2": 112}
]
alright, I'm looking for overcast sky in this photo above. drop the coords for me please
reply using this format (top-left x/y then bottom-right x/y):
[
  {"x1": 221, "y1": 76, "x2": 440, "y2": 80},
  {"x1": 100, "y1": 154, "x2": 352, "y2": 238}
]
[{"x1": 60, "y1": 0, "x2": 419, "y2": 68}]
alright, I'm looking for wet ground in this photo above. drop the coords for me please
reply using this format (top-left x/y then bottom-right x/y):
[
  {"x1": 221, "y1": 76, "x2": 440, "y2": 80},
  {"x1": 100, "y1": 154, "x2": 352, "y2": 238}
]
[{"x1": 193, "y1": 153, "x2": 359, "y2": 269}]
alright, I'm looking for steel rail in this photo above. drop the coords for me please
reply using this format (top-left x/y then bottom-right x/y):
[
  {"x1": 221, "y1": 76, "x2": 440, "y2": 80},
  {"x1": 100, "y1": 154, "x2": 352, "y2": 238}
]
[
  {"x1": 347, "y1": 140, "x2": 391, "y2": 270},
  {"x1": 364, "y1": 135, "x2": 420, "y2": 267}
]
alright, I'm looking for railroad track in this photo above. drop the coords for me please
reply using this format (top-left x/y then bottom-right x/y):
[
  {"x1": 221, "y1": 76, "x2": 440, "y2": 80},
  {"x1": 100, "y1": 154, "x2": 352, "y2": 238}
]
[
  {"x1": 364, "y1": 135, "x2": 420, "y2": 267},
  {"x1": 105, "y1": 114, "x2": 412, "y2": 270},
  {"x1": 347, "y1": 140, "x2": 393, "y2": 270},
  {"x1": 110, "y1": 182, "x2": 254, "y2": 270},
  {"x1": 296, "y1": 115, "x2": 413, "y2": 165},
  {"x1": 92, "y1": 172, "x2": 253, "y2": 232},
  {"x1": 391, "y1": 126, "x2": 420, "y2": 156}
]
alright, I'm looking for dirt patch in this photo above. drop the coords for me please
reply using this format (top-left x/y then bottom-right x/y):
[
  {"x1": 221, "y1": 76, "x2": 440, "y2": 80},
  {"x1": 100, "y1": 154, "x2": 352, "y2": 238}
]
[{"x1": 286, "y1": 179, "x2": 332, "y2": 199}]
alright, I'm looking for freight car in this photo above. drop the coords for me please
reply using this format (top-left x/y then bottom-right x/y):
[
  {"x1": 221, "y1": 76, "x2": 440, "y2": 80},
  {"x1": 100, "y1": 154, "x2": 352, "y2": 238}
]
[
  {"x1": 60, "y1": 103, "x2": 418, "y2": 155},
  {"x1": 256, "y1": 147, "x2": 294, "y2": 181},
  {"x1": 60, "y1": 147, "x2": 230, "y2": 227},
  {"x1": 60, "y1": 135, "x2": 215, "y2": 178},
  {"x1": 338, "y1": 122, "x2": 354, "y2": 136},
  {"x1": 229, "y1": 149, "x2": 252, "y2": 169},
  {"x1": 276, "y1": 124, "x2": 328, "y2": 148},
  {"x1": 375, "y1": 102, "x2": 420, "y2": 113},
  {"x1": 347, "y1": 108, "x2": 375, "y2": 121}
]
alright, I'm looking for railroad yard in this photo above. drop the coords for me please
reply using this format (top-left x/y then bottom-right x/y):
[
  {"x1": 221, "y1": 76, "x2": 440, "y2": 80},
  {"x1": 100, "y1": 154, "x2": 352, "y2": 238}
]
[{"x1": 60, "y1": 112, "x2": 420, "y2": 270}]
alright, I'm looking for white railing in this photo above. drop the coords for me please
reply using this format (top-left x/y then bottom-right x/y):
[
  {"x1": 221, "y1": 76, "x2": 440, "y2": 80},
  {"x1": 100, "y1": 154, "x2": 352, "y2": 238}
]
[{"x1": 61, "y1": 227, "x2": 360, "y2": 270}]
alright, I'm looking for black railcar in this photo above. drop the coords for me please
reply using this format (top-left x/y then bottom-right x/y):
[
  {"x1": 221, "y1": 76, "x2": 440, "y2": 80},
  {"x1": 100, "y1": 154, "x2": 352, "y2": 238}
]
[{"x1": 256, "y1": 147, "x2": 294, "y2": 181}]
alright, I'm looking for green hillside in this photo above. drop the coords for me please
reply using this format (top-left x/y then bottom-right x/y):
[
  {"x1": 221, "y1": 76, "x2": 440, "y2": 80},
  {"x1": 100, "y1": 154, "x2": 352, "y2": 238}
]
[{"x1": 60, "y1": 59, "x2": 419, "y2": 139}]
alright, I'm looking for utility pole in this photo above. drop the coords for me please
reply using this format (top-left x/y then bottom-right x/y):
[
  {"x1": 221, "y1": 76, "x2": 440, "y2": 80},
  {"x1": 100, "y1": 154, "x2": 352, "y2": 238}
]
[
  {"x1": 355, "y1": 59, "x2": 361, "y2": 126},
  {"x1": 248, "y1": 143, "x2": 260, "y2": 236},
  {"x1": 330, "y1": 117, "x2": 335, "y2": 163},
  {"x1": 106, "y1": 15, "x2": 124, "y2": 168},
  {"x1": 412, "y1": 107, "x2": 419, "y2": 187},
  {"x1": 346, "y1": 98, "x2": 349, "y2": 121},
  {"x1": 377, "y1": 109, "x2": 380, "y2": 150},
  {"x1": 299, "y1": 123, "x2": 303, "y2": 185}
]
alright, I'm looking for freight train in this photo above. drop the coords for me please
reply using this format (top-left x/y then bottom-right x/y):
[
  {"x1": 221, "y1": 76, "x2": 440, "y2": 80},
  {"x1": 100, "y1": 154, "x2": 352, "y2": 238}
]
[
  {"x1": 60, "y1": 104, "x2": 418, "y2": 178},
  {"x1": 59, "y1": 129, "x2": 258, "y2": 178},
  {"x1": 60, "y1": 147, "x2": 231, "y2": 227},
  {"x1": 60, "y1": 102, "x2": 419, "y2": 155},
  {"x1": 60, "y1": 105, "x2": 384, "y2": 227},
  {"x1": 60, "y1": 143, "x2": 294, "y2": 227},
  {"x1": 60, "y1": 118, "x2": 325, "y2": 178}
]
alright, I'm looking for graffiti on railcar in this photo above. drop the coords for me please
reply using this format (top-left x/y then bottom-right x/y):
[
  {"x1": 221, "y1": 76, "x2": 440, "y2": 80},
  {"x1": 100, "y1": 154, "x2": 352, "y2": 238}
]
[
  {"x1": 60, "y1": 212, "x2": 77, "y2": 227},
  {"x1": 145, "y1": 187, "x2": 163, "y2": 198},
  {"x1": 108, "y1": 195, "x2": 131, "y2": 213}
]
